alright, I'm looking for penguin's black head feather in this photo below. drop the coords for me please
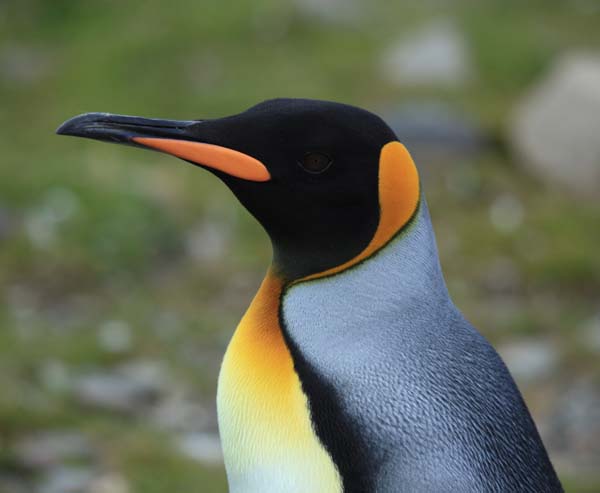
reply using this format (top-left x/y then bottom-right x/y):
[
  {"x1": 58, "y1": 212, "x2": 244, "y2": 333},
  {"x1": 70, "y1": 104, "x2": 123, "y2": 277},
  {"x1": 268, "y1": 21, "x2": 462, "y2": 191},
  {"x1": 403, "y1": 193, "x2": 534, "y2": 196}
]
[{"x1": 57, "y1": 98, "x2": 398, "y2": 280}]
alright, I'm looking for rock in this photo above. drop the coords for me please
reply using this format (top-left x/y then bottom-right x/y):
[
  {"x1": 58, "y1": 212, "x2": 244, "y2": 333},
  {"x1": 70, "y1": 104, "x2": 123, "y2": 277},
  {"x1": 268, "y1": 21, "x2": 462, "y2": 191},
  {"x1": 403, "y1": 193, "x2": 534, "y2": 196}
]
[
  {"x1": 15, "y1": 431, "x2": 93, "y2": 469},
  {"x1": 25, "y1": 188, "x2": 80, "y2": 250},
  {"x1": 118, "y1": 360, "x2": 168, "y2": 391},
  {"x1": 87, "y1": 473, "x2": 129, "y2": 493},
  {"x1": 381, "y1": 20, "x2": 473, "y2": 87},
  {"x1": 97, "y1": 320, "x2": 133, "y2": 354},
  {"x1": 36, "y1": 466, "x2": 93, "y2": 493},
  {"x1": 546, "y1": 380, "x2": 600, "y2": 471},
  {"x1": 39, "y1": 359, "x2": 72, "y2": 393},
  {"x1": 499, "y1": 339, "x2": 559, "y2": 383},
  {"x1": 510, "y1": 53, "x2": 600, "y2": 197},
  {"x1": 176, "y1": 432, "x2": 223, "y2": 465},
  {"x1": 383, "y1": 102, "x2": 487, "y2": 167},
  {"x1": 74, "y1": 361, "x2": 167, "y2": 415},
  {"x1": 151, "y1": 389, "x2": 213, "y2": 432}
]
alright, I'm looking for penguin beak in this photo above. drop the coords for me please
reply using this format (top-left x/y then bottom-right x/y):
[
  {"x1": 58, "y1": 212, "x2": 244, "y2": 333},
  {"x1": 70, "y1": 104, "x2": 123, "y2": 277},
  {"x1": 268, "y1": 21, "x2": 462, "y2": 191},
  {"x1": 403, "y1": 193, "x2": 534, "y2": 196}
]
[{"x1": 56, "y1": 113, "x2": 271, "y2": 182}]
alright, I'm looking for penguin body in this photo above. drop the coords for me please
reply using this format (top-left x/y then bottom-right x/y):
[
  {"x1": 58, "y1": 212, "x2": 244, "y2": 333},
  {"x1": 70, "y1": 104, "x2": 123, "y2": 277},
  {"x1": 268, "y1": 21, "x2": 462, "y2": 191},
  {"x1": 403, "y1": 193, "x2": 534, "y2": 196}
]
[{"x1": 57, "y1": 99, "x2": 563, "y2": 492}]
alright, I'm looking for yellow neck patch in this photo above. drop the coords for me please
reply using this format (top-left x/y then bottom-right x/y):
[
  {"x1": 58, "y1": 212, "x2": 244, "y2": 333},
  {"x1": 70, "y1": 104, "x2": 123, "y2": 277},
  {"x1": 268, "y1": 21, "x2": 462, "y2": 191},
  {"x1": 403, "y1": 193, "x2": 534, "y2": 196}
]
[{"x1": 217, "y1": 272, "x2": 342, "y2": 492}]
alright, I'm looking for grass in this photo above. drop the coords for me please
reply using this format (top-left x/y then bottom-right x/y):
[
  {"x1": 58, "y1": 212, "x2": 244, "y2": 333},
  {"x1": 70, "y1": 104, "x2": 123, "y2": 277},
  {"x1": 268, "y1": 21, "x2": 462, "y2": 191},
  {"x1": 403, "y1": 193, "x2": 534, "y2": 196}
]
[{"x1": 1, "y1": 0, "x2": 599, "y2": 491}]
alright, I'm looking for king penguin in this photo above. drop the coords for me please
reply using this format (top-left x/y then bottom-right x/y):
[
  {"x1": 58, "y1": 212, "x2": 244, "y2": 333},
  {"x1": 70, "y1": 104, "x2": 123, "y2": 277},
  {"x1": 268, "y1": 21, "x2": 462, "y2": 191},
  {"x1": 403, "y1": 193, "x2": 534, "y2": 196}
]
[{"x1": 57, "y1": 98, "x2": 563, "y2": 493}]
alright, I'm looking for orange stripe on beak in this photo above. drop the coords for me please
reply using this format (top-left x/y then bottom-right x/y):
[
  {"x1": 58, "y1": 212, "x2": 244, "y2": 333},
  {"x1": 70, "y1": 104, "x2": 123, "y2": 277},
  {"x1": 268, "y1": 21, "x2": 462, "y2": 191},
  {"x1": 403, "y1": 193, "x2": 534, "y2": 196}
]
[{"x1": 133, "y1": 137, "x2": 271, "y2": 182}]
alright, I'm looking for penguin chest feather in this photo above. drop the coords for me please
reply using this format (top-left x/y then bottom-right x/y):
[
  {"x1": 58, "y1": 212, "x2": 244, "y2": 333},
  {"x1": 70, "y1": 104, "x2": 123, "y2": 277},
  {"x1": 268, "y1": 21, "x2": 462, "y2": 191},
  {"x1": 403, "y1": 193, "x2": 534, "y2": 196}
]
[{"x1": 217, "y1": 273, "x2": 342, "y2": 493}]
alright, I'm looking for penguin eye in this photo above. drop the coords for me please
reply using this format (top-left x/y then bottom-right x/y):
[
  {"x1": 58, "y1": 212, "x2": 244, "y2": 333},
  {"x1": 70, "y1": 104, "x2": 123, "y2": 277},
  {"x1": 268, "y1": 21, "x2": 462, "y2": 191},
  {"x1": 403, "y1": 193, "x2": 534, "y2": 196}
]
[{"x1": 299, "y1": 152, "x2": 333, "y2": 174}]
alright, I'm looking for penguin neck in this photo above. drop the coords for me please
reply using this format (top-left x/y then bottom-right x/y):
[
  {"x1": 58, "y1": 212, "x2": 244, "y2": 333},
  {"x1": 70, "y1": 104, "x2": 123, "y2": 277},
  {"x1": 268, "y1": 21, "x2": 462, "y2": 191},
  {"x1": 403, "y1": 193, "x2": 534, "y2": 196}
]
[
  {"x1": 270, "y1": 229, "x2": 373, "y2": 283},
  {"x1": 289, "y1": 198, "x2": 449, "y2": 307},
  {"x1": 371, "y1": 198, "x2": 449, "y2": 306}
]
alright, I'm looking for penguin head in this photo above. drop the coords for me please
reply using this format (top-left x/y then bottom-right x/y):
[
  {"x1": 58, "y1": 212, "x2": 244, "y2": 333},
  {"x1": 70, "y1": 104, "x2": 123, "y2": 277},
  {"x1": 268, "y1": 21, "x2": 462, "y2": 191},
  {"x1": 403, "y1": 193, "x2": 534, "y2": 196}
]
[{"x1": 57, "y1": 98, "x2": 419, "y2": 280}]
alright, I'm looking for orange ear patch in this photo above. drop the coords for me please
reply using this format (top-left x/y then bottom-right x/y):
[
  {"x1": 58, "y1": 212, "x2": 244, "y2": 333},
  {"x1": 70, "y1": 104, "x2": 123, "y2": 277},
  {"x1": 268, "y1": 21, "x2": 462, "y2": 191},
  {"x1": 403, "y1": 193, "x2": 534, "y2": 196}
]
[
  {"x1": 301, "y1": 141, "x2": 420, "y2": 281},
  {"x1": 133, "y1": 137, "x2": 271, "y2": 182},
  {"x1": 368, "y1": 141, "x2": 420, "y2": 254}
]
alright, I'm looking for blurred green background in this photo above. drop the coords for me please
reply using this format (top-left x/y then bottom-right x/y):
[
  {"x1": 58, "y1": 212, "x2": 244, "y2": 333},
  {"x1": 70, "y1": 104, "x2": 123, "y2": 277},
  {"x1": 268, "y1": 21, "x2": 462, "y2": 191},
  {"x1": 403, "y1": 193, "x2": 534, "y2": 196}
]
[{"x1": 1, "y1": 1, "x2": 599, "y2": 492}]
